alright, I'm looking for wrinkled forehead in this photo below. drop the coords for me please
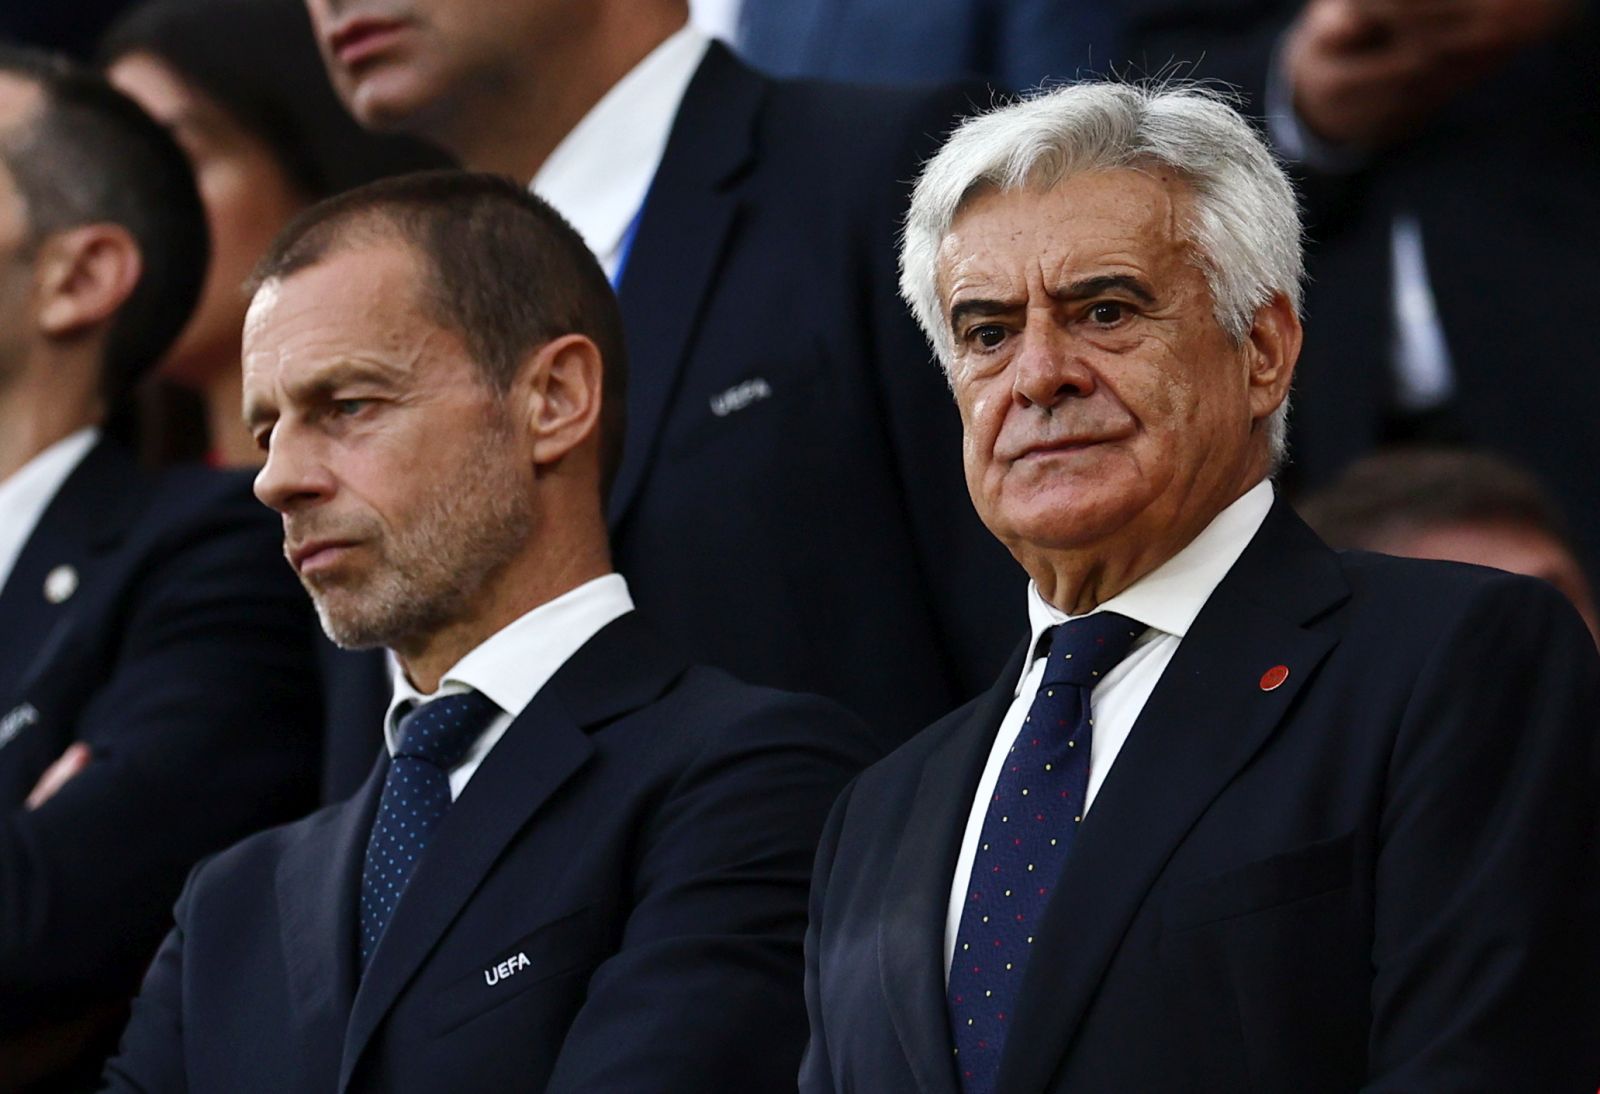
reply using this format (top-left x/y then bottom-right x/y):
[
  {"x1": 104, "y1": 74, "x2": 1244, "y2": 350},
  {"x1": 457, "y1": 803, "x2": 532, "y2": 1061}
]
[{"x1": 935, "y1": 168, "x2": 1199, "y2": 294}]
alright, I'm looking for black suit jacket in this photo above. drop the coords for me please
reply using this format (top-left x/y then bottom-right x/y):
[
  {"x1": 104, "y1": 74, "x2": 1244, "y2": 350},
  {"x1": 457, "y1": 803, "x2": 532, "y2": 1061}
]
[
  {"x1": 0, "y1": 442, "x2": 319, "y2": 1051},
  {"x1": 319, "y1": 44, "x2": 1022, "y2": 801},
  {"x1": 801, "y1": 499, "x2": 1600, "y2": 1092},
  {"x1": 1121, "y1": 2, "x2": 1600, "y2": 570},
  {"x1": 106, "y1": 612, "x2": 880, "y2": 1093}
]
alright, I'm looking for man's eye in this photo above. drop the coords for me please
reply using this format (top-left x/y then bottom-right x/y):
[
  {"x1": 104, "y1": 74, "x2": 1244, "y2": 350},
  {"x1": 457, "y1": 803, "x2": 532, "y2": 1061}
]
[
  {"x1": 332, "y1": 399, "x2": 367, "y2": 417},
  {"x1": 972, "y1": 324, "x2": 1007, "y2": 348},
  {"x1": 253, "y1": 427, "x2": 273, "y2": 452},
  {"x1": 1088, "y1": 301, "x2": 1129, "y2": 325}
]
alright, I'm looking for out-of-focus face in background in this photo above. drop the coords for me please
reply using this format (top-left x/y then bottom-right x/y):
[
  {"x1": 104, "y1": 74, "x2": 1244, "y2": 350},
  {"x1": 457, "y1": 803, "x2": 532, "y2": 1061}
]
[
  {"x1": 0, "y1": 145, "x2": 28, "y2": 385},
  {"x1": 939, "y1": 168, "x2": 1284, "y2": 565},
  {"x1": 1370, "y1": 521, "x2": 1600, "y2": 644},
  {"x1": 303, "y1": 0, "x2": 591, "y2": 130},
  {"x1": 107, "y1": 53, "x2": 304, "y2": 390},
  {"x1": 0, "y1": 75, "x2": 42, "y2": 382}
]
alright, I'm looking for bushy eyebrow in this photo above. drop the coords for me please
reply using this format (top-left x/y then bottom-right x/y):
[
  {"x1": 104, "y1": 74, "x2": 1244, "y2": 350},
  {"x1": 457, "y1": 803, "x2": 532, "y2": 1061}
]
[
  {"x1": 1053, "y1": 274, "x2": 1156, "y2": 305},
  {"x1": 949, "y1": 297, "x2": 1021, "y2": 332},
  {"x1": 948, "y1": 275, "x2": 1157, "y2": 334},
  {"x1": 1056, "y1": 275, "x2": 1158, "y2": 305}
]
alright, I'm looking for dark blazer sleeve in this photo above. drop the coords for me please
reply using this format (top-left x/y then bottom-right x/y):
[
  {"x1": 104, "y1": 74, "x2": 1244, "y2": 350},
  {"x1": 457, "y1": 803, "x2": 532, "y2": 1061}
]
[
  {"x1": 1364, "y1": 574, "x2": 1600, "y2": 1089},
  {"x1": 798, "y1": 775, "x2": 857, "y2": 1094},
  {"x1": 0, "y1": 483, "x2": 319, "y2": 1026},
  {"x1": 98, "y1": 876, "x2": 194, "y2": 1094},
  {"x1": 541, "y1": 692, "x2": 879, "y2": 1092}
]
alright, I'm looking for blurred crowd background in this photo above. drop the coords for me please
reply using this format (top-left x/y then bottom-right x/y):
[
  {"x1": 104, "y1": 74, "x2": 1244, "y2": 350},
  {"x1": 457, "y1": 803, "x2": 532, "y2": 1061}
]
[
  {"x1": 0, "y1": 0, "x2": 1594, "y2": 1087},
  {"x1": 5, "y1": 0, "x2": 1595, "y2": 601}
]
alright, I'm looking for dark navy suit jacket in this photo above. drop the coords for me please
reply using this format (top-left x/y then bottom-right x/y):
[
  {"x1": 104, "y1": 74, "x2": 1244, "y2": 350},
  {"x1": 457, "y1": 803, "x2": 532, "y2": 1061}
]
[
  {"x1": 739, "y1": 0, "x2": 1118, "y2": 90},
  {"x1": 801, "y1": 499, "x2": 1600, "y2": 1092},
  {"x1": 106, "y1": 611, "x2": 880, "y2": 1093},
  {"x1": 0, "y1": 441, "x2": 319, "y2": 1062},
  {"x1": 319, "y1": 43, "x2": 1023, "y2": 802}
]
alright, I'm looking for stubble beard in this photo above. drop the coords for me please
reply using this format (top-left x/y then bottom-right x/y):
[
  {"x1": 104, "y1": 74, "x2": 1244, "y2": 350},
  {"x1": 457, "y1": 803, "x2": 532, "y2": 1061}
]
[{"x1": 302, "y1": 426, "x2": 535, "y2": 652}]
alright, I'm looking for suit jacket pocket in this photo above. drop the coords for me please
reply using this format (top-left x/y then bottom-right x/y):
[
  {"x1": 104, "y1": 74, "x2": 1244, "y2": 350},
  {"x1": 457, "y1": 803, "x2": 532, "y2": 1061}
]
[
  {"x1": 1163, "y1": 831, "x2": 1356, "y2": 932},
  {"x1": 430, "y1": 904, "x2": 603, "y2": 1037}
]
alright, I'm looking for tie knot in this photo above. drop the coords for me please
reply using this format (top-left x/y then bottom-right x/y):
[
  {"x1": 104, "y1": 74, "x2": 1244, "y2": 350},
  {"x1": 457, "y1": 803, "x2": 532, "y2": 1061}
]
[
  {"x1": 1040, "y1": 611, "x2": 1143, "y2": 688},
  {"x1": 394, "y1": 690, "x2": 500, "y2": 771}
]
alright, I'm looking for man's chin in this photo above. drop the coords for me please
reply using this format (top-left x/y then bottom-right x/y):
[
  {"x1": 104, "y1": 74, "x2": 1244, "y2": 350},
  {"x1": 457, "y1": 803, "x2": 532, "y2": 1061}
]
[
  {"x1": 344, "y1": 69, "x2": 442, "y2": 135},
  {"x1": 309, "y1": 592, "x2": 397, "y2": 652}
]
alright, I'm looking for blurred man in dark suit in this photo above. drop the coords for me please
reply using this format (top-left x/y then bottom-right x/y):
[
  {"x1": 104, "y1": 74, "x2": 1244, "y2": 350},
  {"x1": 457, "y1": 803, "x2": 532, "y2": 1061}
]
[
  {"x1": 1123, "y1": 0, "x2": 1600, "y2": 575},
  {"x1": 802, "y1": 83, "x2": 1599, "y2": 1093},
  {"x1": 0, "y1": 47, "x2": 318, "y2": 1090},
  {"x1": 104, "y1": 172, "x2": 879, "y2": 1093},
  {"x1": 300, "y1": 0, "x2": 1023, "y2": 798}
]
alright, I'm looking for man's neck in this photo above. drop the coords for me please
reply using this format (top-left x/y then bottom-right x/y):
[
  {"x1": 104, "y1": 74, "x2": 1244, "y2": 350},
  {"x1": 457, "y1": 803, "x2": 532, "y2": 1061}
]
[
  {"x1": 0, "y1": 364, "x2": 100, "y2": 483},
  {"x1": 437, "y1": 13, "x2": 689, "y2": 180},
  {"x1": 395, "y1": 533, "x2": 613, "y2": 694},
  {"x1": 1024, "y1": 463, "x2": 1270, "y2": 616}
]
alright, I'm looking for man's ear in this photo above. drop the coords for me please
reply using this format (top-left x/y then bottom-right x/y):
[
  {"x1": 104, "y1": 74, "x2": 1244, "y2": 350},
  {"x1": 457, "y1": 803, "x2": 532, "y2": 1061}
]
[
  {"x1": 1244, "y1": 291, "x2": 1302, "y2": 425},
  {"x1": 32, "y1": 223, "x2": 143, "y2": 340},
  {"x1": 521, "y1": 333, "x2": 605, "y2": 469}
]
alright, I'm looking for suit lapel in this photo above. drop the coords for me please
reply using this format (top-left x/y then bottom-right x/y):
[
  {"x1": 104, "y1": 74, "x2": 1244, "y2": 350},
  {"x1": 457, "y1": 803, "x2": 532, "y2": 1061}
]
[
  {"x1": 880, "y1": 644, "x2": 1026, "y2": 1094},
  {"x1": 337, "y1": 614, "x2": 687, "y2": 1091},
  {"x1": 607, "y1": 42, "x2": 763, "y2": 527},
  {"x1": 0, "y1": 439, "x2": 142, "y2": 702},
  {"x1": 995, "y1": 501, "x2": 1350, "y2": 1094},
  {"x1": 278, "y1": 758, "x2": 383, "y2": 1089}
]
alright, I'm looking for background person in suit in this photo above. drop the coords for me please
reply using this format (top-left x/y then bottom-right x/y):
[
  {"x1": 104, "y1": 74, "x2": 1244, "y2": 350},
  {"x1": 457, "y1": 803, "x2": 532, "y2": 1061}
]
[
  {"x1": 97, "y1": 0, "x2": 450, "y2": 468},
  {"x1": 300, "y1": 0, "x2": 1024, "y2": 798},
  {"x1": 104, "y1": 172, "x2": 881, "y2": 1093},
  {"x1": 1299, "y1": 446, "x2": 1599, "y2": 644},
  {"x1": 0, "y1": 47, "x2": 319, "y2": 1090},
  {"x1": 1120, "y1": 0, "x2": 1600, "y2": 577},
  {"x1": 800, "y1": 83, "x2": 1600, "y2": 1093}
]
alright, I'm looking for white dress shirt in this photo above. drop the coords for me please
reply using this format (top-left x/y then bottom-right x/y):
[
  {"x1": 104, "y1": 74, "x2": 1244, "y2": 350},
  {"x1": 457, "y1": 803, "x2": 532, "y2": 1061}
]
[
  {"x1": 384, "y1": 573, "x2": 635, "y2": 800},
  {"x1": 530, "y1": 23, "x2": 710, "y2": 280},
  {"x1": 0, "y1": 428, "x2": 98, "y2": 593},
  {"x1": 944, "y1": 481, "x2": 1274, "y2": 976}
]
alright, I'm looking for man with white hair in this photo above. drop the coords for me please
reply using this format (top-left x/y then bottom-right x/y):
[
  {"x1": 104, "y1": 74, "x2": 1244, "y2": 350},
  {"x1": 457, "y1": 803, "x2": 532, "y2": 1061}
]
[{"x1": 800, "y1": 82, "x2": 1600, "y2": 1093}]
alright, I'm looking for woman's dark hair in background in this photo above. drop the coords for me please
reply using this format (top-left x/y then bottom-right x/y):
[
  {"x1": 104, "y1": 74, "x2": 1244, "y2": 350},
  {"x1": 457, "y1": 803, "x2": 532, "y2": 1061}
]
[
  {"x1": 97, "y1": 0, "x2": 453, "y2": 466},
  {"x1": 99, "y1": 0, "x2": 450, "y2": 201}
]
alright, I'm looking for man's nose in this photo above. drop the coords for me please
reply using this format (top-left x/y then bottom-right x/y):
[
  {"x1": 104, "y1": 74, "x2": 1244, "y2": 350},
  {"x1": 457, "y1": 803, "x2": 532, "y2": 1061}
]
[
  {"x1": 253, "y1": 426, "x2": 334, "y2": 514},
  {"x1": 1011, "y1": 325, "x2": 1095, "y2": 411}
]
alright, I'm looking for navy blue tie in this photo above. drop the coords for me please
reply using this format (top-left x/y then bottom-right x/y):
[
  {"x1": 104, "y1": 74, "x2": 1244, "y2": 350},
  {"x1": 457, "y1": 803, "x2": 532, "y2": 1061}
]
[
  {"x1": 358, "y1": 690, "x2": 499, "y2": 972},
  {"x1": 947, "y1": 611, "x2": 1143, "y2": 1093}
]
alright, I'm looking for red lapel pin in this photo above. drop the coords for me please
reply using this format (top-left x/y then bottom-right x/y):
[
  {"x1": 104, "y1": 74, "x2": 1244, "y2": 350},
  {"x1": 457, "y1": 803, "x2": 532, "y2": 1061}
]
[{"x1": 1259, "y1": 665, "x2": 1289, "y2": 691}]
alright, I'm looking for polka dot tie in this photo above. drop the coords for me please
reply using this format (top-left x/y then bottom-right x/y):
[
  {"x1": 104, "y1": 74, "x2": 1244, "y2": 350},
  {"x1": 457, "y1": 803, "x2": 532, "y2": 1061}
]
[
  {"x1": 358, "y1": 690, "x2": 500, "y2": 973},
  {"x1": 947, "y1": 612, "x2": 1142, "y2": 1094}
]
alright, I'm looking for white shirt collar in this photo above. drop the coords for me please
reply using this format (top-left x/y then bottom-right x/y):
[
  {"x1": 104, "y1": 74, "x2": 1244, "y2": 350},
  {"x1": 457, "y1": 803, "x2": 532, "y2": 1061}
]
[
  {"x1": 0, "y1": 427, "x2": 100, "y2": 594},
  {"x1": 530, "y1": 23, "x2": 710, "y2": 278},
  {"x1": 1016, "y1": 480, "x2": 1275, "y2": 695},
  {"x1": 384, "y1": 572, "x2": 635, "y2": 752}
]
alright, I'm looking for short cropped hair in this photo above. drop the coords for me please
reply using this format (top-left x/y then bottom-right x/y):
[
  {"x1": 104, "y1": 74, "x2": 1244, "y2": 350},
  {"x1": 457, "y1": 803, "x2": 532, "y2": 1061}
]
[
  {"x1": 0, "y1": 45, "x2": 208, "y2": 399},
  {"x1": 1300, "y1": 447, "x2": 1581, "y2": 557},
  {"x1": 252, "y1": 171, "x2": 628, "y2": 498},
  {"x1": 900, "y1": 81, "x2": 1302, "y2": 467}
]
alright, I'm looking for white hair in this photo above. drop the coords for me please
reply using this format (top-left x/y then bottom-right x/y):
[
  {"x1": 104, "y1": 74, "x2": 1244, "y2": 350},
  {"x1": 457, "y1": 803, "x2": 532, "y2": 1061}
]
[{"x1": 899, "y1": 82, "x2": 1303, "y2": 468}]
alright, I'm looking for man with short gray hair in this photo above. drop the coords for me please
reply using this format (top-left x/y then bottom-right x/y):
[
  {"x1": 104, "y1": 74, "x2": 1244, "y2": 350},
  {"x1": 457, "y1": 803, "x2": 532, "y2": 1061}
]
[{"x1": 801, "y1": 82, "x2": 1600, "y2": 1093}]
